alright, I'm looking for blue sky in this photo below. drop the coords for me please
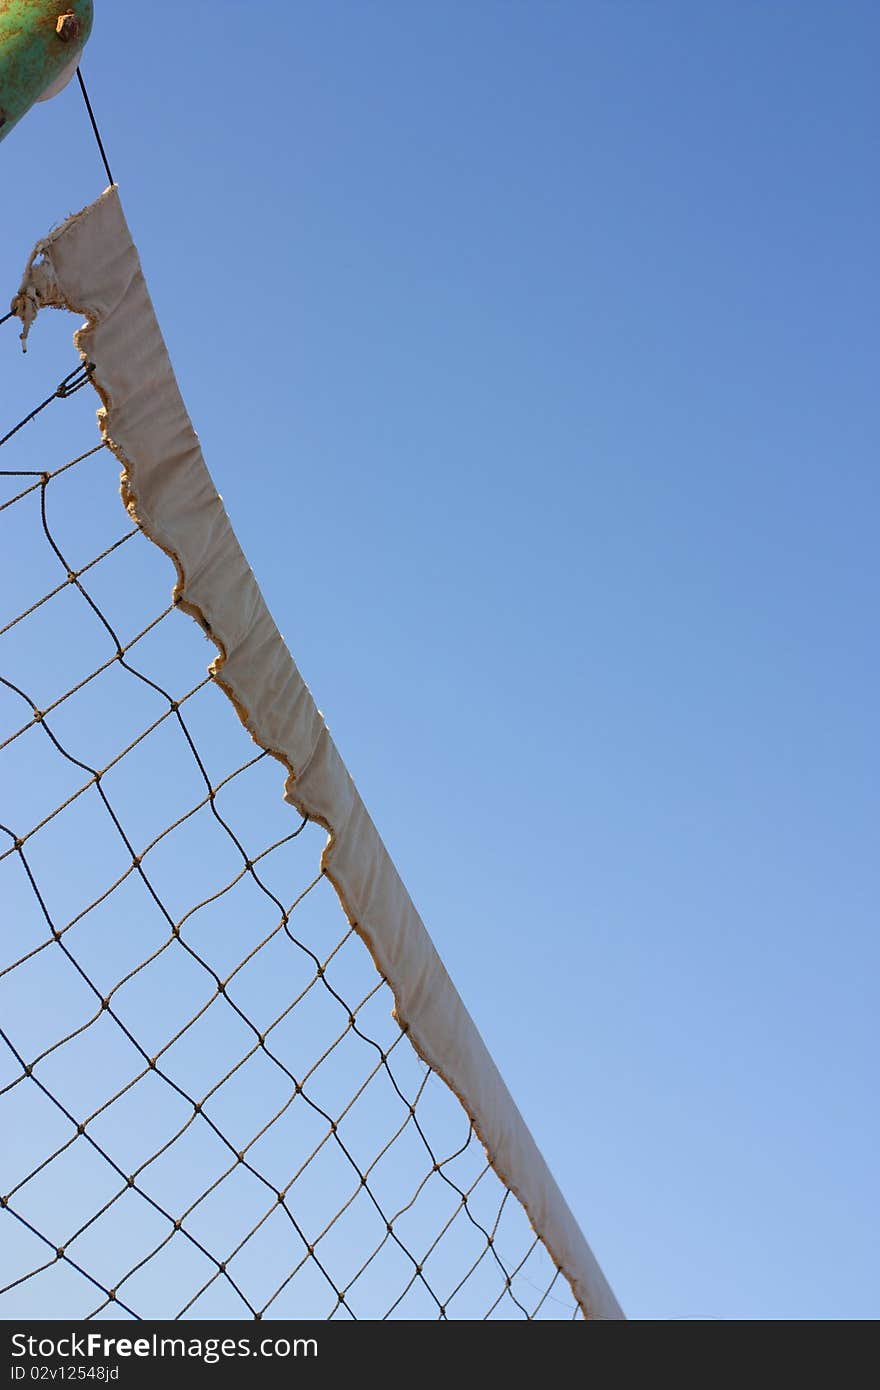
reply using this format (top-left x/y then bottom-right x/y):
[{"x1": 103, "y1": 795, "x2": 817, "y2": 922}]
[{"x1": 2, "y1": 1, "x2": 878, "y2": 1319}]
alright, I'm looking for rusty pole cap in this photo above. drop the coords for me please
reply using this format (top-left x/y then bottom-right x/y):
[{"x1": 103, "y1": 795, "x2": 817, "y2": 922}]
[{"x1": 55, "y1": 12, "x2": 81, "y2": 42}]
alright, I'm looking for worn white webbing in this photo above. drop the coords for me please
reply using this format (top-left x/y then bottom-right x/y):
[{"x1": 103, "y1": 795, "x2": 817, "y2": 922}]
[{"x1": 13, "y1": 186, "x2": 622, "y2": 1321}]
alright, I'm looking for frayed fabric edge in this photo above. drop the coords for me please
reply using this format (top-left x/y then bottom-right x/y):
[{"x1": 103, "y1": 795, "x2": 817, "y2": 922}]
[{"x1": 14, "y1": 187, "x2": 624, "y2": 1322}]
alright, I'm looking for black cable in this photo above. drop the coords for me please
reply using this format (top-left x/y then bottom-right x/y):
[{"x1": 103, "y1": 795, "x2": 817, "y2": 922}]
[
  {"x1": 0, "y1": 364, "x2": 95, "y2": 450},
  {"x1": 0, "y1": 311, "x2": 14, "y2": 328},
  {"x1": 76, "y1": 68, "x2": 114, "y2": 187}
]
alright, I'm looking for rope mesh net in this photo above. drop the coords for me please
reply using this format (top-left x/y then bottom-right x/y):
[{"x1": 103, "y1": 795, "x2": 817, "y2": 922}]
[{"x1": 0, "y1": 324, "x2": 583, "y2": 1322}]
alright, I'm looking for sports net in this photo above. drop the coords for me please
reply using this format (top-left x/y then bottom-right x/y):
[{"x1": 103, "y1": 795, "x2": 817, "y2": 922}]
[{"x1": 0, "y1": 193, "x2": 618, "y2": 1322}]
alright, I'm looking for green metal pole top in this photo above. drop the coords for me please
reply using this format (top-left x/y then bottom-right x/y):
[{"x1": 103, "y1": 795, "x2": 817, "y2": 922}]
[{"x1": 0, "y1": 1, "x2": 94, "y2": 143}]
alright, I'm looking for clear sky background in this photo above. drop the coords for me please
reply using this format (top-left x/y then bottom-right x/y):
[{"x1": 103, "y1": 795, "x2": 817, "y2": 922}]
[{"x1": 2, "y1": 1, "x2": 878, "y2": 1319}]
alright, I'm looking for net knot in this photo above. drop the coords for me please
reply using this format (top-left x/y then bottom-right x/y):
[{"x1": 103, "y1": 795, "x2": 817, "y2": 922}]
[{"x1": 56, "y1": 363, "x2": 95, "y2": 398}]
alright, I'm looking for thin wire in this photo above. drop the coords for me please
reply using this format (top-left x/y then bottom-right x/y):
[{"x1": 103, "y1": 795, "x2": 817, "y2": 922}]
[
  {"x1": 76, "y1": 68, "x2": 115, "y2": 187},
  {"x1": 0, "y1": 75, "x2": 113, "y2": 337}
]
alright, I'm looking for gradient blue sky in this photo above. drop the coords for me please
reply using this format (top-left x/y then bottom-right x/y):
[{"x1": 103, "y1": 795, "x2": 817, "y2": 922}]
[{"x1": 2, "y1": 1, "x2": 878, "y2": 1319}]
